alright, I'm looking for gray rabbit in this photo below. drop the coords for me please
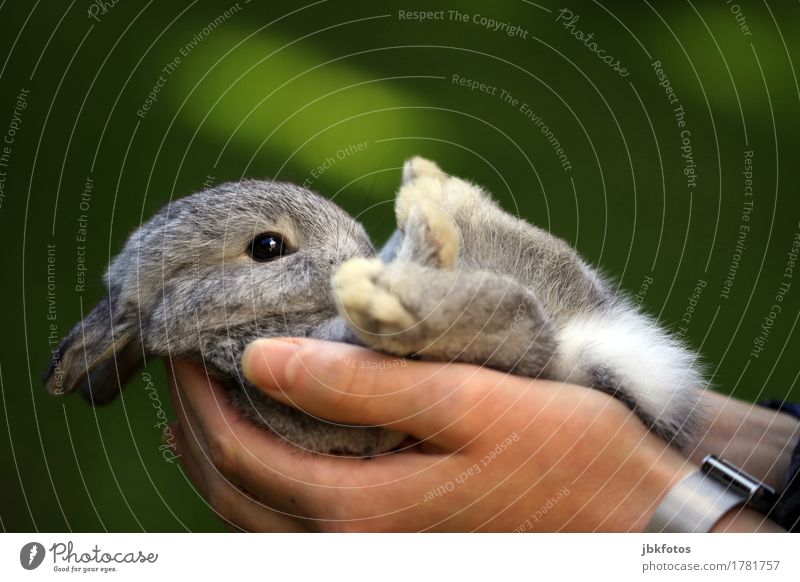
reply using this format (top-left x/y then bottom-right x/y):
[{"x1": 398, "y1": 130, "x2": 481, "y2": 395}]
[
  {"x1": 44, "y1": 158, "x2": 704, "y2": 455},
  {"x1": 44, "y1": 179, "x2": 410, "y2": 455}
]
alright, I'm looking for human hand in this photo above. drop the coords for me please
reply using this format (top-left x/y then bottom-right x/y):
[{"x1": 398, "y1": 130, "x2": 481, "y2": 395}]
[{"x1": 166, "y1": 338, "x2": 705, "y2": 532}]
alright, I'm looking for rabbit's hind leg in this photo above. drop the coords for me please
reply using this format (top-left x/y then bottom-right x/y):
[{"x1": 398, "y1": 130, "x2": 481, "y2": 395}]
[
  {"x1": 396, "y1": 199, "x2": 460, "y2": 268},
  {"x1": 402, "y1": 156, "x2": 448, "y2": 184},
  {"x1": 333, "y1": 258, "x2": 557, "y2": 377},
  {"x1": 396, "y1": 166, "x2": 493, "y2": 243},
  {"x1": 394, "y1": 175, "x2": 447, "y2": 233},
  {"x1": 332, "y1": 257, "x2": 417, "y2": 341}
]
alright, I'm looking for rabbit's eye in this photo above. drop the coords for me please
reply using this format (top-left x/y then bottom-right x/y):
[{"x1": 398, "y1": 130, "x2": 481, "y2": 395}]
[{"x1": 248, "y1": 233, "x2": 288, "y2": 262}]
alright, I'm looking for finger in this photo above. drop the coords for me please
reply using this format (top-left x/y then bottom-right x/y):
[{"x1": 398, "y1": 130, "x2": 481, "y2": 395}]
[
  {"x1": 167, "y1": 361, "x2": 313, "y2": 519},
  {"x1": 170, "y1": 421, "x2": 208, "y2": 495},
  {"x1": 169, "y1": 358, "x2": 440, "y2": 519},
  {"x1": 170, "y1": 421, "x2": 308, "y2": 532},
  {"x1": 166, "y1": 358, "x2": 212, "y2": 466},
  {"x1": 168, "y1": 367, "x2": 314, "y2": 531},
  {"x1": 241, "y1": 338, "x2": 513, "y2": 447}
]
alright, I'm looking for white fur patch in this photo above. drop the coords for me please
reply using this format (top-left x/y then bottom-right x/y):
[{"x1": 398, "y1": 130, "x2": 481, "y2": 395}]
[{"x1": 552, "y1": 308, "x2": 702, "y2": 424}]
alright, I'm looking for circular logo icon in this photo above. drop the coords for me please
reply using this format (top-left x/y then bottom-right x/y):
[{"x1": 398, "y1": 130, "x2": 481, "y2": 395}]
[{"x1": 19, "y1": 542, "x2": 46, "y2": 570}]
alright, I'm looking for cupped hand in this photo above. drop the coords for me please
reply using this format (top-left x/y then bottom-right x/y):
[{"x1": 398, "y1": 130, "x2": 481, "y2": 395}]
[{"x1": 166, "y1": 338, "x2": 694, "y2": 532}]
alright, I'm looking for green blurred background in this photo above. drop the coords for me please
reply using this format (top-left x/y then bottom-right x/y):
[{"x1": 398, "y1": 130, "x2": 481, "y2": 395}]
[{"x1": 1, "y1": 0, "x2": 798, "y2": 531}]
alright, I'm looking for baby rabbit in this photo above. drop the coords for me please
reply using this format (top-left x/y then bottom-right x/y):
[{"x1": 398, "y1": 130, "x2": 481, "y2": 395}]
[
  {"x1": 44, "y1": 180, "x2": 407, "y2": 455},
  {"x1": 45, "y1": 160, "x2": 703, "y2": 457},
  {"x1": 333, "y1": 158, "x2": 705, "y2": 449}
]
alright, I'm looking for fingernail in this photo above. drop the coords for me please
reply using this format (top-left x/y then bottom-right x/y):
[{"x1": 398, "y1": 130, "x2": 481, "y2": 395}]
[{"x1": 242, "y1": 338, "x2": 302, "y2": 388}]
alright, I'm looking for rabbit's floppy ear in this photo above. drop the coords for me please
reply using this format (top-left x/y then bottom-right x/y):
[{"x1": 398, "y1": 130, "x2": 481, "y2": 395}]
[{"x1": 43, "y1": 294, "x2": 143, "y2": 405}]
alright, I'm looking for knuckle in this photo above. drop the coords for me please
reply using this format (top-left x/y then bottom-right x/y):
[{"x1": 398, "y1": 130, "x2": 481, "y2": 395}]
[
  {"x1": 298, "y1": 345, "x2": 375, "y2": 406},
  {"x1": 419, "y1": 364, "x2": 467, "y2": 404},
  {"x1": 429, "y1": 364, "x2": 492, "y2": 415}
]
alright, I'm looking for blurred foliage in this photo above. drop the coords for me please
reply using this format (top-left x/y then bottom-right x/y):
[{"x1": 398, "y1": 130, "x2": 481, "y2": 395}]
[{"x1": 1, "y1": 0, "x2": 798, "y2": 531}]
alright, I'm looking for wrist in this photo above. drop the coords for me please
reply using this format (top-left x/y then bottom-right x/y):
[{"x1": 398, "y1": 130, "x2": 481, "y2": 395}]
[
  {"x1": 691, "y1": 392, "x2": 800, "y2": 490},
  {"x1": 642, "y1": 454, "x2": 786, "y2": 533},
  {"x1": 624, "y1": 446, "x2": 695, "y2": 532},
  {"x1": 594, "y1": 418, "x2": 695, "y2": 532}
]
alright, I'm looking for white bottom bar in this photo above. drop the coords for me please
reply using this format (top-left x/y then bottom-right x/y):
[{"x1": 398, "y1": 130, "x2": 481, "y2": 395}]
[{"x1": 1, "y1": 533, "x2": 796, "y2": 581}]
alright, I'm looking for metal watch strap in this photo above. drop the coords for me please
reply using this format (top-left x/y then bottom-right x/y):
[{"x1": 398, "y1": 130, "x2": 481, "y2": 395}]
[{"x1": 645, "y1": 469, "x2": 746, "y2": 533}]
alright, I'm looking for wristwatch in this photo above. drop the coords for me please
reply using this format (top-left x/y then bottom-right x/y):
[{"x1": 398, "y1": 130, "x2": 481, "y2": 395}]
[{"x1": 645, "y1": 455, "x2": 778, "y2": 533}]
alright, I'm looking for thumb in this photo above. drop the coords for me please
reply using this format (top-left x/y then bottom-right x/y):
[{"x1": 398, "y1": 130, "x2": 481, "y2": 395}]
[{"x1": 241, "y1": 338, "x2": 501, "y2": 447}]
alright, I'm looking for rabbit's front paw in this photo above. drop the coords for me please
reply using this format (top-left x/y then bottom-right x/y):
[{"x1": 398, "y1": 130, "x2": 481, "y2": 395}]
[{"x1": 333, "y1": 258, "x2": 417, "y2": 339}]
